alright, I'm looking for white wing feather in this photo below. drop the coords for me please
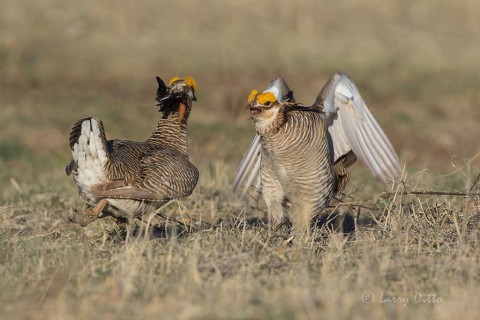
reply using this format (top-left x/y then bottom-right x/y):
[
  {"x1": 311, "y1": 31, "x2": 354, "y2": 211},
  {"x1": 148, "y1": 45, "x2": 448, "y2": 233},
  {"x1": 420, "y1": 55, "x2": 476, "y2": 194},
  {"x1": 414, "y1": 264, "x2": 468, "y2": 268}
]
[
  {"x1": 322, "y1": 72, "x2": 400, "y2": 183},
  {"x1": 232, "y1": 134, "x2": 262, "y2": 198}
]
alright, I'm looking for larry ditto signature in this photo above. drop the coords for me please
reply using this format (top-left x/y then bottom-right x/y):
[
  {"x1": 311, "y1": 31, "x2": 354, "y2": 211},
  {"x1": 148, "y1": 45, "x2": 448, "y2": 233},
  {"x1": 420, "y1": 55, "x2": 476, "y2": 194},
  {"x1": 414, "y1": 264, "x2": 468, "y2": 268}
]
[{"x1": 361, "y1": 290, "x2": 443, "y2": 307}]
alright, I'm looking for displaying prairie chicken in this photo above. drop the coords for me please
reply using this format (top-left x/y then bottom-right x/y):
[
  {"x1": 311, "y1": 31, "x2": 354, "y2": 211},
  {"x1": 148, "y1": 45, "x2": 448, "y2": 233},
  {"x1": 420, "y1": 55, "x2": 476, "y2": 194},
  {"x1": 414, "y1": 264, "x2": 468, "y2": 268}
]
[
  {"x1": 233, "y1": 72, "x2": 400, "y2": 235},
  {"x1": 66, "y1": 76, "x2": 199, "y2": 226}
]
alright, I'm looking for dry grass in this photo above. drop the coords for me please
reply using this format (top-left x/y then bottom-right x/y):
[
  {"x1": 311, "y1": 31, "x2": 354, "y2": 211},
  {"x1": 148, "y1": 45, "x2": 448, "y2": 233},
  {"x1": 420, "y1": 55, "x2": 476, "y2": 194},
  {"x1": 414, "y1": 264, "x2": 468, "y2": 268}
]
[
  {"x1": 1, "y1": 167, "x2": 480, "y2": 319},
  {"x1": 1, "y1": 0, "x2": 480, "y2": 319}
]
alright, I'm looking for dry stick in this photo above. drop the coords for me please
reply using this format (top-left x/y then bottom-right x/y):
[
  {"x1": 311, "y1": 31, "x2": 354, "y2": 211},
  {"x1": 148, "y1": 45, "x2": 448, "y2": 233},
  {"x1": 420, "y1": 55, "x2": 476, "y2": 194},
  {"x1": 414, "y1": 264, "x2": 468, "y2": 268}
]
[
  {"x1": 329, "y1": 202, "x2": 376, "y2": 211},
  {"x1": 382, "y1": 190, "x2": 480, "y2": 198},
  {"x1": 152, "y1": 212, "x2": 193, "y2": 232},
  {"x1": 154, "y1": 211, "x2": 222, "y2": 233},
  {"x1": 182, "y1": 211, "x2": 219, "y2": 229}
]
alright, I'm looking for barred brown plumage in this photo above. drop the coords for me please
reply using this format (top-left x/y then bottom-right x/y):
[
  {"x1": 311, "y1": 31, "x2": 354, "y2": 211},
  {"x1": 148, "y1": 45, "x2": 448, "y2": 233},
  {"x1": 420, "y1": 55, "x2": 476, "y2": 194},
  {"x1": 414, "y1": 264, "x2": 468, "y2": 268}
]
[
  {"x1": 234, "y1": 72, "x2": 401, "y2": 237},
  {"x1": 66, "y1": 76, "x2": 199, "y2": 226}
]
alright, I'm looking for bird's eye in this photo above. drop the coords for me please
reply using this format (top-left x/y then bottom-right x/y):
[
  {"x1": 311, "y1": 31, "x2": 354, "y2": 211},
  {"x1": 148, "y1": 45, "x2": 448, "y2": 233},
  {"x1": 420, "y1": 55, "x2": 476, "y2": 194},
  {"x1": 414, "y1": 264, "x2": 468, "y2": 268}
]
[{"x1": 264, "y1": 101, "x2": 271, "y2": 107}]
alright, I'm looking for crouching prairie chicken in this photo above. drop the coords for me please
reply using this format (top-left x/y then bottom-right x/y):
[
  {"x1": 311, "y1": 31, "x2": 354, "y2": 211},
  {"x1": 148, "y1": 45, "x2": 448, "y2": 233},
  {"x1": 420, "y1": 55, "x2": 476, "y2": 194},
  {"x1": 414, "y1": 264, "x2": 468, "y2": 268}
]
[
  {"x1": 233, "y1": 72, "x2": 400, "y2": 236},
  {"x1": 66, "y1": 76, "x2": 199, "y2": 226}
]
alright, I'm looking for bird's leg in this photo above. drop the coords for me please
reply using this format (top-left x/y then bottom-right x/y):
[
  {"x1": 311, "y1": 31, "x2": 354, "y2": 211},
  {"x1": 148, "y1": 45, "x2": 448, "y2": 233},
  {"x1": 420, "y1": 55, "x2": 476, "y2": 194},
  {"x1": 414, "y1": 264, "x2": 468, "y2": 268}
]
[
  {"x1": 263, "y1": 192, "x2": 287, "y2": 235},
  {"x1": 273, "y1": 199, "x2": 293, "y2": 232},
  {"x1": 70, "y1": 199, "x2": 107, "y2": 227},
  {"x1": 290, "y1": 201, "x2": 314, "y2": 241}
]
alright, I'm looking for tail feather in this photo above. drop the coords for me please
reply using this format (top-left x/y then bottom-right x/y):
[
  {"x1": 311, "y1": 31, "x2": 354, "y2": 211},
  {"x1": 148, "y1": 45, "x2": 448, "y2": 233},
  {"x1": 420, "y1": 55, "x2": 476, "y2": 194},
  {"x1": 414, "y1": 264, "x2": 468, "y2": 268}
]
[
  {"x1": 69, "y1": 118, "x2": 109, "y2": 161},
  {"x1": 67, "y1": 117, "x2": 109, "y2": 188},
  {"x1": 69, "y1": 117, "x2": 87, "y2": 149}
]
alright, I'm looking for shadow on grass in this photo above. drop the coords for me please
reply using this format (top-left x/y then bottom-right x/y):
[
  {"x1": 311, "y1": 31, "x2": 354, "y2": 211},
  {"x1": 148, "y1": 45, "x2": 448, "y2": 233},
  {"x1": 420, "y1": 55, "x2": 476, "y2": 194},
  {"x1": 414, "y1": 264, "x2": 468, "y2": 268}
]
[{"x1": 102, "y1": 208, "x2": 382, "y2": 242}]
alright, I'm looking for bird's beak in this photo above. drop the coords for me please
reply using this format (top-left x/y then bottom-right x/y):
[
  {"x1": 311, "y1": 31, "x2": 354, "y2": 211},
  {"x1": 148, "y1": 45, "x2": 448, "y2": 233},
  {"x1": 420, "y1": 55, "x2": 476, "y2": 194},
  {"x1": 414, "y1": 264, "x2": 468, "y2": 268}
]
[
  {"x1": 249, "y1": 105, "x2": 262, "y2": 116},
  {"x1": 192, "y1": 93, "x2": 197, "y2": 101}
]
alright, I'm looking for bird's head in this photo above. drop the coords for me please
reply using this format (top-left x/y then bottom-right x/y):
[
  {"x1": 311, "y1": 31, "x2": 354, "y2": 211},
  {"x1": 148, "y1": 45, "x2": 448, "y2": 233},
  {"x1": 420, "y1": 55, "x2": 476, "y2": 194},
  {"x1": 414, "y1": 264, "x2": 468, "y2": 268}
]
[
  {"x1": 247, "y1": 90, "x2": 283, "y2": 122},
  {"x1": 246, "y1": 84, "x2": 291, "y2": 135},
  {"x1": 246, "y1": 77, "x2": 295, "y2": 130},
  {"x1": 155, "y1": 75, "x2": 197, "y2": 122}
]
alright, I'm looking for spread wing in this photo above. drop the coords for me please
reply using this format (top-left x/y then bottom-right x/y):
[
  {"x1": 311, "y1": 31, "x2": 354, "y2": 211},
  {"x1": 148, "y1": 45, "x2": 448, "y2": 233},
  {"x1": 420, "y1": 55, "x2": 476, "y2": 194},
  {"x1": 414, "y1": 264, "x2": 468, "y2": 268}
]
[
  {"x1": 313, "y1": 71, "x2": 401, "y2": 183},
  {"x1": 232, "y1": 134, "x2": 262, "y2": 198},
  {"x1": 232, "y1": 77, "x2": 295, "y2": 198}
]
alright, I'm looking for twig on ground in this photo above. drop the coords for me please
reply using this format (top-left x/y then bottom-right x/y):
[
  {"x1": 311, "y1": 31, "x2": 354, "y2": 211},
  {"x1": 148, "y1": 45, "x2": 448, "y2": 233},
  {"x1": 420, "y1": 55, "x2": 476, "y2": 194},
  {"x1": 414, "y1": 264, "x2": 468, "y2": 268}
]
[{"x1": 382, "y1": 190, "x2": 480, "y2": 198}]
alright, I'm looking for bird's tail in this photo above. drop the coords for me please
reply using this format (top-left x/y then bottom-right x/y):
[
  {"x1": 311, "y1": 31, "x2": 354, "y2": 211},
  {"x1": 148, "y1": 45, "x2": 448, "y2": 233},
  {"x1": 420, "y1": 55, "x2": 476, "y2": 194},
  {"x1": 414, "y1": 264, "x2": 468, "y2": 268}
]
[{"x1": 66, "y1": 117, "x2": 109, "y2": 187}]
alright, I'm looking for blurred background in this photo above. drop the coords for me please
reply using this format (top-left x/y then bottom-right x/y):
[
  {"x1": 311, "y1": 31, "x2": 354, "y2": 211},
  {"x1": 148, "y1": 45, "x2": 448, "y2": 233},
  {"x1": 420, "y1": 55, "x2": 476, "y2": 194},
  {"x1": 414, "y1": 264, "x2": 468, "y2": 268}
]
[{"x1": 1, "y1": 0, "x2": 480, "y2": 192}]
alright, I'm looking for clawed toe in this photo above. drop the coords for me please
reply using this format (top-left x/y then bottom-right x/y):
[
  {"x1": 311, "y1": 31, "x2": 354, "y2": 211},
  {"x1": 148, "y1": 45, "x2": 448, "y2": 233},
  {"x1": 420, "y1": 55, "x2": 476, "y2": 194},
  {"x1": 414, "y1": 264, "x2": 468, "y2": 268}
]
[{"x1": 69, "y1": 208, "x2": 99, "y2": 227}]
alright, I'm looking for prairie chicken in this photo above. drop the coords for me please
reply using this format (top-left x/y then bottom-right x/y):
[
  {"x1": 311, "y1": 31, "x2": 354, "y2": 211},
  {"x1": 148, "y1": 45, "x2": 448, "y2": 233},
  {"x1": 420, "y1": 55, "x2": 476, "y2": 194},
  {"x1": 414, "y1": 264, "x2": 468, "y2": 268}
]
[
  {"x1": 233, "y1": 72, "x2": 400, "y2": 235},
  {"x1": 66, "y1": 76, "x2": 199, "y2": 226}
]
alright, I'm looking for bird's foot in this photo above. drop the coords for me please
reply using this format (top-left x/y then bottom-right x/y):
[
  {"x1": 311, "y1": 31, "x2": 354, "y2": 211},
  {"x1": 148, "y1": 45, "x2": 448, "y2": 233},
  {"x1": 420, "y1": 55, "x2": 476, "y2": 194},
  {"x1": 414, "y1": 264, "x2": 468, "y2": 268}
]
[
  {"x1": 69, "y1": 208, "x2": 100, "y2": 227},
  {"x1": 69, "y1": 199, "x2": 107, "y2": 227}
]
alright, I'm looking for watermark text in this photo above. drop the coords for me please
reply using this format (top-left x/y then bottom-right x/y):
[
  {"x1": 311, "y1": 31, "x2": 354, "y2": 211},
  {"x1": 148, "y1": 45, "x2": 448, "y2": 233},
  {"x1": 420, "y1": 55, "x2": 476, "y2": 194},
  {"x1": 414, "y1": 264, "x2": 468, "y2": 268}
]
[{"x1": 361, "y1": 290, "x2": 443, "y2": 307}]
